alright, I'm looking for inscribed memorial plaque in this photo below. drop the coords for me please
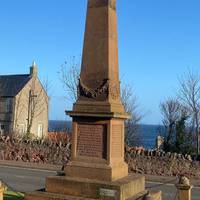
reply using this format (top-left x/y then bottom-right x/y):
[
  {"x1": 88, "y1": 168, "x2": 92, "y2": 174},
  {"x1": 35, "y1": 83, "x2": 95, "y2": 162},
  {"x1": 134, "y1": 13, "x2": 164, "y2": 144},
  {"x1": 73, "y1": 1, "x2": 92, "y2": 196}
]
[{"x1": 77, "y1": 124, "x2": 107, "y2": 158}]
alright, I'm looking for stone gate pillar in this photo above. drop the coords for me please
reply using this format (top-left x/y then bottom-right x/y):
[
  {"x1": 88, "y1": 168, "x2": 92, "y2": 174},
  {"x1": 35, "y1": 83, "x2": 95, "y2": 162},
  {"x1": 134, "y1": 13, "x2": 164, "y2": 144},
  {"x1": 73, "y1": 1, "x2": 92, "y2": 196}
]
[{"x1": 176, "y1": 176, "x2": 192, "y2": 200}]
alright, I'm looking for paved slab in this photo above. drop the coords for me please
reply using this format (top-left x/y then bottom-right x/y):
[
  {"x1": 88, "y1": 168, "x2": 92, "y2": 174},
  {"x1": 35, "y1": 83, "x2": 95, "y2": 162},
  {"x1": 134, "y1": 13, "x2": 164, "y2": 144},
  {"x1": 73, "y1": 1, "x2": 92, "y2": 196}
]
[{"x1": 0, "y1": 165, "x2": 56, "y2": 192}]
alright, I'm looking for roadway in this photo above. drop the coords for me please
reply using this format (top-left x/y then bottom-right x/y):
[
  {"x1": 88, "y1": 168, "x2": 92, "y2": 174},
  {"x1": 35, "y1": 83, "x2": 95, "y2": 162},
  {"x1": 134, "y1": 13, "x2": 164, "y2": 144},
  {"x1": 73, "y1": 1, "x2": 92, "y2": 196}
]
[{"x1": 0, "y1": 165, "x2": 199, "y2": 200}]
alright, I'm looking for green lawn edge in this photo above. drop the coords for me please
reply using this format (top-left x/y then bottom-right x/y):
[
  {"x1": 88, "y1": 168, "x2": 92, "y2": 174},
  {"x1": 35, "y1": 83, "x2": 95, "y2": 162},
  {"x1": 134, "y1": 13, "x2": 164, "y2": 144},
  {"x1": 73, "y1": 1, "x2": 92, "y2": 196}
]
[{"x1": 4, "y1": 190, "x2": 24, "y2": 200}]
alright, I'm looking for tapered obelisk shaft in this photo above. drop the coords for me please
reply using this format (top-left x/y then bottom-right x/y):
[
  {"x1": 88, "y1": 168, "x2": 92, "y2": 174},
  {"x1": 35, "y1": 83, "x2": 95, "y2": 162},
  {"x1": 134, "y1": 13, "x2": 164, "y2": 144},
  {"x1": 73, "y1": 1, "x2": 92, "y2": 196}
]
[
  {"x1": 73, "y1": 0, "x2": 126, "y2": 115},
  {"x1": 81, "y1": 0, "x2": 119, "y2": 88}
]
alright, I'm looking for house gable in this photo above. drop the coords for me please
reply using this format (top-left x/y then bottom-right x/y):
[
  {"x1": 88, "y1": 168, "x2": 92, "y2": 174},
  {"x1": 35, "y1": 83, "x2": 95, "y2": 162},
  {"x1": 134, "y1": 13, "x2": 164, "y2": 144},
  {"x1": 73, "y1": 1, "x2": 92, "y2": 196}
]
[{"x1": 14, "y1": 75, "x2": 48, "y2": 137}]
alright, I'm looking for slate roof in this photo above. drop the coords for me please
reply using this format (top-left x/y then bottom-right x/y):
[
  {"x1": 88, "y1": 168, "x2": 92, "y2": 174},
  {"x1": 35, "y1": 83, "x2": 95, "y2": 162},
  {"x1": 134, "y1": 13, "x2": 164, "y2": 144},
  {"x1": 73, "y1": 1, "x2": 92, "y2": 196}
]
[{"x1": 0, "y1": 74, "x2": 31, "y2": 97}]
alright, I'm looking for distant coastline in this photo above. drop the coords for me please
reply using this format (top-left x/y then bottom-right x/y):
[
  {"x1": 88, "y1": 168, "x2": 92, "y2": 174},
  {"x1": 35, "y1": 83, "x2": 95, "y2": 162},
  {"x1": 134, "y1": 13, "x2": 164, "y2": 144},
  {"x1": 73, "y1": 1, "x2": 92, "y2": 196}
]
[{"x1": 49, "y1": 120, "x2": 162, "y2": 149}]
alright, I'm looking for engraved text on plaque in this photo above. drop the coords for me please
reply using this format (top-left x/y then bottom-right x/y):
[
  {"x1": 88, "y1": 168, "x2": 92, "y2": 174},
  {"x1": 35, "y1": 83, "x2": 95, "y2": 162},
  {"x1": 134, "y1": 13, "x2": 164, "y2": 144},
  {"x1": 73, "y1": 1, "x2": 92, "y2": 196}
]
[{"x1": 77, "y1": 124, "x2": 107, "y2": 159}]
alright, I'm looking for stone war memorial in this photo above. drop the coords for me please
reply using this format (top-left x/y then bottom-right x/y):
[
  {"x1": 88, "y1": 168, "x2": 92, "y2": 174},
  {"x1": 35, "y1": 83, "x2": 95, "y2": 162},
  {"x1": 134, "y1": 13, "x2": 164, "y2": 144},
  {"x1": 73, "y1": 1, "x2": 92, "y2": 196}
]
[{"x1": 26, "y1": 0, "x2": 161, "y2": 200}]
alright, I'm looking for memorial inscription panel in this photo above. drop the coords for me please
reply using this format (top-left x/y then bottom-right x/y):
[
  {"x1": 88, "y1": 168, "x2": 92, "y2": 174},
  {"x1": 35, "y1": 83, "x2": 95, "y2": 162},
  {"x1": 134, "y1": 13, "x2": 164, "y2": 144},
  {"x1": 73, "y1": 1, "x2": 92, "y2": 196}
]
[{"x1": 77, "y1": 124, "x2": 107, "y2": 159}]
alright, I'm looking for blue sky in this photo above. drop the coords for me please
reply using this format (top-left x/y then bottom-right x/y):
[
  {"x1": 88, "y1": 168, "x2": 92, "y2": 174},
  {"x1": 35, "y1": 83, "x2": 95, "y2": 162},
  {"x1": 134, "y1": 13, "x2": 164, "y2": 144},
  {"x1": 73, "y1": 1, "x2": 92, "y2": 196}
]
[{"x1": 0, "y1": 0, "x2": 200, "y2": 124}]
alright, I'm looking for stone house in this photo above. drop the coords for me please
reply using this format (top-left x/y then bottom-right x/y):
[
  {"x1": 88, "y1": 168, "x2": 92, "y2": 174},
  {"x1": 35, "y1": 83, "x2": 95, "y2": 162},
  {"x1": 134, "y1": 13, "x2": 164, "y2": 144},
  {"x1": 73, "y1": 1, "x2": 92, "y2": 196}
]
[{"x1": 0, "y1": 62, "x2": 48, "y2": 138}]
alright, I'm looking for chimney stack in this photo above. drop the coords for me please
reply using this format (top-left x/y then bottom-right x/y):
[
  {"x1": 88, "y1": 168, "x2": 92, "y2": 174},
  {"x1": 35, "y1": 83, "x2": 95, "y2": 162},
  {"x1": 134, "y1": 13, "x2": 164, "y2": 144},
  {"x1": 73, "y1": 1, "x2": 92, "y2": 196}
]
[{"x1": 30, "y1": 61, "x2": 38, "y2": 77}]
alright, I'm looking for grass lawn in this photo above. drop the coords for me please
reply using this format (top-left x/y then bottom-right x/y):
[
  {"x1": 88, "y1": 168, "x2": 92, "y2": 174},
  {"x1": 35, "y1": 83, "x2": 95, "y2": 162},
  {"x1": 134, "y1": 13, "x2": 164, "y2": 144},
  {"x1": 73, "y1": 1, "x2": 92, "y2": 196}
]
[{"x1": 4, "y1": 191, "x2": 24, "y2": 200}]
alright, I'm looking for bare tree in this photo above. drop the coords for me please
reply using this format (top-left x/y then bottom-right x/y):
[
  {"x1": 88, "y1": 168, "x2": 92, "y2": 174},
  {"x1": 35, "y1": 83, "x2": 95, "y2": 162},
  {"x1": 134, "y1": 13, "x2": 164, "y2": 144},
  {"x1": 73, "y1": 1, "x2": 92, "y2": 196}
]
[
  {"x1": 42, "y1": 77, "x2": 52, "y2": 101},
  {"x1": 160, "y1": 98, "x2": 182, "y2": 151},
  {"x1": 58, "y1": 57, "x2": 80, "y2": 102},
  {"x1": 121, "y1": 84, "x2": 142, "y2": 146},
  {"x1": 178, "y1": 69, "x2": 200, "y2": 155}
]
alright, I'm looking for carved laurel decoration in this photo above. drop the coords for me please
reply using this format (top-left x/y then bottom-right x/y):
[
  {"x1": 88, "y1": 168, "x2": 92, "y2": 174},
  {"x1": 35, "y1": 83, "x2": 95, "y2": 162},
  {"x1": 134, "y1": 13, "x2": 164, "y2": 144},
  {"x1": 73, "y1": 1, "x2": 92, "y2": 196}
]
[
  {"x1": 78, "y1": 78, "x2": 109, "y2": 98},
  {"x1": 109, "y1": 82, "x2": 120, "y2": 100}
]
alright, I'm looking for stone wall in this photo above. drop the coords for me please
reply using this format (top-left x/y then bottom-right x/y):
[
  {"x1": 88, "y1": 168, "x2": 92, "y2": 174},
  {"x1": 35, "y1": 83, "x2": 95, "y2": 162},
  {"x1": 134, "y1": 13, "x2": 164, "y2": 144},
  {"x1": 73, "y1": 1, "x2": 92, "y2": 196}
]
[
  {"x1": 126, "y1": 147, "x2": 200, "y2": 178},
  {"x1": 0, "y1": 136, "x2": 70, "y2": 165},
  {"x1": 48, "y1": 132, "x2": 71, "y2": 143},
  {"x1": 1, "y1": 136, "x2": 200, "y2": 179}
]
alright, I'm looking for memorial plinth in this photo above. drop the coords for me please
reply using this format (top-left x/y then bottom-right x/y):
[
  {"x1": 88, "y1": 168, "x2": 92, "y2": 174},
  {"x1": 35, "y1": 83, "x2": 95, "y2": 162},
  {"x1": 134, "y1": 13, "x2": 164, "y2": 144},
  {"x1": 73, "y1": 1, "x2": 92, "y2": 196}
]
[
  {"x1": 25, "y1": 0, "x2": 149, "y2": 200},
  {"x1": 64, "y1": 117, "x2": 128, "y2": 182},
  {"x1": 26, "y1": 175, "x2": 146, "y2": 200}
]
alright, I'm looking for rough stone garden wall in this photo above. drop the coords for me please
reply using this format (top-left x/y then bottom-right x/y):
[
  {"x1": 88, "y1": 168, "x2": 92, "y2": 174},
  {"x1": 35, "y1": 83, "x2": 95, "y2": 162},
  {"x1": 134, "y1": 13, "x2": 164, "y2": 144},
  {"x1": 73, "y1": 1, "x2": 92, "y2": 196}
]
[
  {"x1": 1, "y1": 136, "x2": 200, "y2": 179},
  {"x1": 0, "y1": 136, "x2": 70, "y2": 165},
  {"x1": 126, "y1": 147, "x2": 200, "y2": 178}
]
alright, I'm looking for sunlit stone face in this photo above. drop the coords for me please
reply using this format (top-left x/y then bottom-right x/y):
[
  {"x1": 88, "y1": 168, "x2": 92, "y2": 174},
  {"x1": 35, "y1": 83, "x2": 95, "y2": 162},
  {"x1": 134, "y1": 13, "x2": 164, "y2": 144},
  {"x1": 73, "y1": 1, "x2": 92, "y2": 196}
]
[{"x1": 88, "y1": 0, "x2": 116, "y2": 10}]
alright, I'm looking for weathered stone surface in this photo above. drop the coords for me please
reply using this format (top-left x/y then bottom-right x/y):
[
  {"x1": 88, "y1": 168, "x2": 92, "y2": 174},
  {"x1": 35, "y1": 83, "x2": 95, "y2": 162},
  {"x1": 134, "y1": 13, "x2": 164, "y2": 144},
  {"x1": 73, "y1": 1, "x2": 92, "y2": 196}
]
[
  {"x1": 69, "y1": 0, "x2": 126, "y2": 116},
  {"x1": 45, "y1": 174, "x2": 145, "y2": 200},
  {"x1": 127, "y1": 191, "x2": 148, "y2": 200},
  {"x1": 88, "y1": 0, "x2": 116, "y2": 10},
  {"x1": 26, "y1": 0, "x2": 148, "y2": 199},
  {"x1": 26, "y1": 175, "x2": 145, "y2": 200},
  {"x1": 66, "y1": 118, "x2": 128, "y2": 182},
  {"x1": 126, "y1": 148, "x2": 200, "y2": 178},
  {"x1": 144, "y1": 191, "x2": 162, "y2": 200},
  {"x1": 77, "y1": 124, "x2": 106, "y2": 158},
  {"x1": 0, "y1": 136, "x2": 71, "y2": 165},
  {"x1": 25, "y1": 191, "x2": 96, "y2": 200},
  {"x1": 175, "y1": 176, "x2": 192, "y2": 200},
  {"x1": 64, "y1": 0, "x2": 130, "y2": 182}
]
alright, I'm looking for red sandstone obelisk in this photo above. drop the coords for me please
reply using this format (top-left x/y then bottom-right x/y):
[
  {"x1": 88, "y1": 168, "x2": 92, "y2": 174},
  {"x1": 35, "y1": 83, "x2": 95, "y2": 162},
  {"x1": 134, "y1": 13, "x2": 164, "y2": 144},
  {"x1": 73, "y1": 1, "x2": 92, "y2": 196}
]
[
  {"x1": 66, "y1": 0, "x2": 129, "y2": 182},
  {"x1": 25, "y1": 1, "x2": 148, "y2": 199}
]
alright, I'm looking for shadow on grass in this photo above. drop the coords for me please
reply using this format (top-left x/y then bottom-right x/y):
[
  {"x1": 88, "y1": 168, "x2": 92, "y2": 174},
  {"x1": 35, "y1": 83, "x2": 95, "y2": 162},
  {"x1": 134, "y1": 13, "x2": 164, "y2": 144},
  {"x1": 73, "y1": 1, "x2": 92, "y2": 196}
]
[{"x1": 4, "y1": 191, "x2": 24, "y2": 200}]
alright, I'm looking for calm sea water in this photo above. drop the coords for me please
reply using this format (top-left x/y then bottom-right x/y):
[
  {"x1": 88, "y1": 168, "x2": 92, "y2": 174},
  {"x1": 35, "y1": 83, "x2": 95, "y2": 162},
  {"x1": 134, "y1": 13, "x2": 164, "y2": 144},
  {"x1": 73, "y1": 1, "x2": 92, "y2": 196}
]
[
  {"x1": 49, "y1": 120, "x2": 161, "y2": 149},
  {"x1": 138, "y1": 124, "x2": 163, "y2": 149}
]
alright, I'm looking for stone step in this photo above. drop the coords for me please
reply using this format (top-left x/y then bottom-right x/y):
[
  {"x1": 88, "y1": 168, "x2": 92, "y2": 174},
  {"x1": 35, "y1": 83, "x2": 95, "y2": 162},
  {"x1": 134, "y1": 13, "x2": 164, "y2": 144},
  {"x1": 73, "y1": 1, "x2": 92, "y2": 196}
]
[
  {"x1": 25, "y1": 190, "x2": 151, "y2": 200},
  {"x1": 145, "y1": 191, "x2": 162, "y2": 200},
  {"x1": 45, "y1": 174, "x2": 145, "y2": 200},
  {"x1": 25, "y1": 191, "x2": 96, "y2": 200},
  {"x1": 127, "y1": 190, "x2": 148, "y2": 200}
]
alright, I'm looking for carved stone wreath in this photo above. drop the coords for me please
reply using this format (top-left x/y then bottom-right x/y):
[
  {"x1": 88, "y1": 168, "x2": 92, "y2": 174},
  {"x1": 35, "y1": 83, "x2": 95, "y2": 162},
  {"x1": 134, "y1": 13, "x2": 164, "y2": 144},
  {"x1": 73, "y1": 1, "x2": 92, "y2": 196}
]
[
  {"x1": 78, "y1": 78, "x2": 109, "y2": 99},
  {"x1": 78, "y1": 78, "x2": 120, "y2": 100},
  {"x1": 109, "y1": 82, "x2": 120, "y2": 100}
]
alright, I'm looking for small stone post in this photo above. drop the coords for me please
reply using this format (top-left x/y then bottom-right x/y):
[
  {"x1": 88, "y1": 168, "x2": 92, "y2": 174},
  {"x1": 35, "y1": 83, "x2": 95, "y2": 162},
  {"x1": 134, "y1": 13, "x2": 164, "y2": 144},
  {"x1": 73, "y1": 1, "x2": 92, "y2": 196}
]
[
  {"x1": 176, "y1": 176, "x2": 192, "y2": 200},
  {"x1": 0, "y1": 181, "x2": 3, "y2": 200}
]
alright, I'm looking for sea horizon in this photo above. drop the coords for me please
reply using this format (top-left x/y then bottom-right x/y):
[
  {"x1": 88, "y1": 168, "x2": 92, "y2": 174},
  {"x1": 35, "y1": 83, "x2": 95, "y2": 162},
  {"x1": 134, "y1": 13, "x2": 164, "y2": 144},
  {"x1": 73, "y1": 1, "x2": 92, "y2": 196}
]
[{"x1": 49, "y1": 120, "x2": 162, "y2": 149}]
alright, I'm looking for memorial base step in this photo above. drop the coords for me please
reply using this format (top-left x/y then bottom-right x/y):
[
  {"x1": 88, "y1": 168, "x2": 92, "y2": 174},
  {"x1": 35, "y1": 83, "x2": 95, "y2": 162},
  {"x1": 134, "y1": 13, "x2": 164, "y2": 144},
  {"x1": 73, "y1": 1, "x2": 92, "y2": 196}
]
[
  {"x1": 25, "y1": 174, "x2": 145, "y2": 200},
  {"x1": 25, "y1": 191, "x2": 96, "y2": 200},
  {"x1": 25, "y1": 190, "x2": 149, "y2": 200}
]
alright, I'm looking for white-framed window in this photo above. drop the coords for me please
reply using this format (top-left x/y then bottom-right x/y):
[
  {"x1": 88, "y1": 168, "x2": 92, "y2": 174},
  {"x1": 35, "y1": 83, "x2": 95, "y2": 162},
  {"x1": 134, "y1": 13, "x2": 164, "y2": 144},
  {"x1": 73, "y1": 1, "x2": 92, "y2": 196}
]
[{"x1": 38, "y1": 123, "x2": 43, "y2": 138}]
